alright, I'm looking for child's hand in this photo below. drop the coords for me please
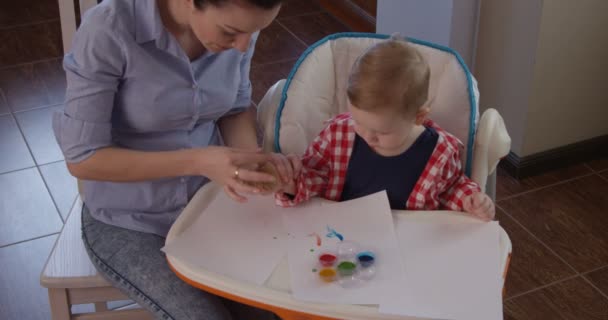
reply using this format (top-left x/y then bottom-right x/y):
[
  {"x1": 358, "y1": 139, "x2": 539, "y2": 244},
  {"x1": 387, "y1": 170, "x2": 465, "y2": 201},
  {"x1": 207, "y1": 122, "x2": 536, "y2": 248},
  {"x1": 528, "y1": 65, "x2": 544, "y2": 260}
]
[
  {"x1": 269, "y1": 153, "x2": 301, "y2": 184},
  {"x1": 269, "y1": 153, "x2": 302, "y2": 196},
  {"x1": 462, "y1": 192, "x2": 495, "y2": 221}
]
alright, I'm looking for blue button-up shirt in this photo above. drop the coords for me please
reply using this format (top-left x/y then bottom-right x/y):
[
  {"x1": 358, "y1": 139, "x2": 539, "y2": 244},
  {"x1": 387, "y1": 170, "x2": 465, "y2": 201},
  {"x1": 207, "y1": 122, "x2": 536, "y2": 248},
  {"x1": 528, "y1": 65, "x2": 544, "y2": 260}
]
[{"x1": 53, "y1": 0, "x2": 258, "y2": 236}]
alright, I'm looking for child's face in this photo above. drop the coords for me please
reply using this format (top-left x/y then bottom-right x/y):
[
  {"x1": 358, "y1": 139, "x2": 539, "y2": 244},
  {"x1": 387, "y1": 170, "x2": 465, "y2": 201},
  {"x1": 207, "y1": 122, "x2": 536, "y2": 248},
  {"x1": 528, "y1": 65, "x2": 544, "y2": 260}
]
[{"x1": 349, "y1": 104, "x2": 415, "y2": 155}]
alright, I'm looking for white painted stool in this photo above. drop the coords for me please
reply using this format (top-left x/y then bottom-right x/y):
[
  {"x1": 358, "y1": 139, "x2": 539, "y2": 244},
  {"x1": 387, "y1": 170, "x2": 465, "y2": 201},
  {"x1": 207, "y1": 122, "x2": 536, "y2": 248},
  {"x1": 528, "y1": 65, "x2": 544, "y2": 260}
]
[{"x1": 40, "y1": 197, "x2": 153, "y2": 320}]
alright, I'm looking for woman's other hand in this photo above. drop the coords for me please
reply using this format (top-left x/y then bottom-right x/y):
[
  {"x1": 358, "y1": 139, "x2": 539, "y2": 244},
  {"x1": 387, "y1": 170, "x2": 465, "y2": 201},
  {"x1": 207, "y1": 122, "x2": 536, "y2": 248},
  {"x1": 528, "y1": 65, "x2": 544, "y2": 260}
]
[{"x1": 197, "y1": 146, "x2": 274, "y2": 202}]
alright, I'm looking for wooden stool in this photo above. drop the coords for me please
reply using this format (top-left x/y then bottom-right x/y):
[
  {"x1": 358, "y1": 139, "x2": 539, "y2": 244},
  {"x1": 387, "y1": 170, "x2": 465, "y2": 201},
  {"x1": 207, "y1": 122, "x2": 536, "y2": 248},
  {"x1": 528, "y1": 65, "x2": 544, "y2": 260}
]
[{"x1": 40, "y1": 198, "x2": 153, "y2": 320}]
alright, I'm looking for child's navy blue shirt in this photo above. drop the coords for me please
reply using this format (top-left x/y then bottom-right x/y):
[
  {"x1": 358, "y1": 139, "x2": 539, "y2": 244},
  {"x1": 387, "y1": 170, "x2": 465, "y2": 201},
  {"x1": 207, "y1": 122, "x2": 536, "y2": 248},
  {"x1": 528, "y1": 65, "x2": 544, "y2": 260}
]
[{"x1": 341, "y1": 126, "x2": 439, "y2": 209}]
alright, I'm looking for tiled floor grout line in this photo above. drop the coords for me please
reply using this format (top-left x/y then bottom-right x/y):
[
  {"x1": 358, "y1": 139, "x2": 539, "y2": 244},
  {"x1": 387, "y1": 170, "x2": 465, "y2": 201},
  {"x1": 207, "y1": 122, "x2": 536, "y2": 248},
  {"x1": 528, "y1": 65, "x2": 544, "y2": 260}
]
[
  {"x1": 496, "y1": 203, "x2": 580, "y2": 275},
  {"x1": 37, "y1": 164, "x2": 67, "y2": 224},
  {"x1": 0, "y1": 57, "x2": 63, "y2": 71},
  {"x1": 252, "y1": 57, "x2": 299, "y2": 67},
  {"x1": 597, "y1": 171, "x2": 608, "y2": 183},
  {"x1": 583, "y1": 162, "x2": 596, "y2": 172},
  {"x1": 580, "y1": 276, "x2": 608, "y2": 301},
  {"x1": 585, "y1": 161, "x2": 608, "y2": 174},
  {"x1": 0, "y1": 18, "x2": 60, "y2": 31},
  {"x1": 0, "y1": 165, "x2": 38, "y2": 176},
  {"x1": 504, "y1": 274, "x2": 580, "y2": 301},
  {"x1": 277, "y1": 11, "x2": 325, "y2": 21},
  {"x1": 41, "y1": 159, "x2": 66, "y2": 166},
  {"x1": 11, "y1": 111, "x2": 66, "y2": 224},
  {"x1": 36, "y1": 64, "x2": 58, "y2": 110},
  {"x1": 11, "y1": 103, "x2": 63, "y2": 115},
  {"x1": 0, "y1": 87, "x2": 8, "y2": 113},
  {"x1": 0, "y1": 232, "x2": 60, "y2": 249},
  {"x1": 276, "y1": 20, "x2": 310, "y2": 48},
  {"x1": 497, "y1": 171, "x2": 598, "y2": 203},
  {"x1": 581, "y1": 265, "x2": 608, "y2": 275}
]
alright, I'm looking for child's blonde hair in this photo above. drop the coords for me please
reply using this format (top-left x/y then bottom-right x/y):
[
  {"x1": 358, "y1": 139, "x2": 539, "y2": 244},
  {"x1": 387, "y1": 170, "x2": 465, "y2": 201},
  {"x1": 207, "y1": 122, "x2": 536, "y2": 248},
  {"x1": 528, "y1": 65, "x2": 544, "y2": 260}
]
[{"x1": 347, "y1": 36, "x2": 430, "y2": 118}]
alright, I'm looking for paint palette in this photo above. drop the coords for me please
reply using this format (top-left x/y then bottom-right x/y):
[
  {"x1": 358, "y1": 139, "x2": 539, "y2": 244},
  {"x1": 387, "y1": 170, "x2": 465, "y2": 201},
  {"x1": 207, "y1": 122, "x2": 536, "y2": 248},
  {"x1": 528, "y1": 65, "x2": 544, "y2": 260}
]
[{"x1": 315, "y1": 241, "x2": 377, "y2": 287}]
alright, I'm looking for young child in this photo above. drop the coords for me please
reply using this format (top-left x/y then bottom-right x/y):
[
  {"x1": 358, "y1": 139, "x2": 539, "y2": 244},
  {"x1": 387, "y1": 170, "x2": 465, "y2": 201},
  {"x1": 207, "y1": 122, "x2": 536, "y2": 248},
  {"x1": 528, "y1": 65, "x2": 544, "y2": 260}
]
[{"x1": 275, "y1": 37, "x2": 495, "y2": 221}]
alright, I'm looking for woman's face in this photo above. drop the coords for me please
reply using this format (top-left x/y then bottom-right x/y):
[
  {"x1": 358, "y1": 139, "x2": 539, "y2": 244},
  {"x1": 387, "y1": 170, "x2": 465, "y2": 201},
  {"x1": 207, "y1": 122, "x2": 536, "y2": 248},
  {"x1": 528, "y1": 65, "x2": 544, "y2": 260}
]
[{"x1": 187, "y1": 0, "x2": 280, "y2": 53}]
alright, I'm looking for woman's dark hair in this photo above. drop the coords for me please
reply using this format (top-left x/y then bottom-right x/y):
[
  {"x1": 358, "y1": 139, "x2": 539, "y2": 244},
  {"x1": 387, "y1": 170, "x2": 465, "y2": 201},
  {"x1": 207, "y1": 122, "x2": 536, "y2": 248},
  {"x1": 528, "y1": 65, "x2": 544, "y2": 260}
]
[{"x1": 194, "y1": 0, "x2": 283, "y2": 10}]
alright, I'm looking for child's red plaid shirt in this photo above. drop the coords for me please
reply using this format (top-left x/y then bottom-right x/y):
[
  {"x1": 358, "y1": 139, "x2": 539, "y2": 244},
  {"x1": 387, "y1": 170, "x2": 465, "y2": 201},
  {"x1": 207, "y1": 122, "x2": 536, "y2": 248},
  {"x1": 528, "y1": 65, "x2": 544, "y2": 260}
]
[{"x1": 276, "y1": 113, "x2": 481, "y2": 211}]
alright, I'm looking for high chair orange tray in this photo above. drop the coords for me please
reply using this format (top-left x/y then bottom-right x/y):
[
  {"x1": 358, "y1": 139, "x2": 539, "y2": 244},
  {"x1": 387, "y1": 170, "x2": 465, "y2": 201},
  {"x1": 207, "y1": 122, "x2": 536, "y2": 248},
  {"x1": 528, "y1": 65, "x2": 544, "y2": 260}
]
[{"x1": 166, "y1": 183, "x2": 512, "y2": 320}]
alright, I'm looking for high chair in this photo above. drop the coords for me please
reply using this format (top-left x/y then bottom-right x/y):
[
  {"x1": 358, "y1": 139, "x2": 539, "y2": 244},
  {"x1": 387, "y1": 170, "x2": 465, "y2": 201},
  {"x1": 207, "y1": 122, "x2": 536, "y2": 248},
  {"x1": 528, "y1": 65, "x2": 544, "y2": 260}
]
[{"x1": 166, "y1": 33, "x2": 513, "y2": 320}]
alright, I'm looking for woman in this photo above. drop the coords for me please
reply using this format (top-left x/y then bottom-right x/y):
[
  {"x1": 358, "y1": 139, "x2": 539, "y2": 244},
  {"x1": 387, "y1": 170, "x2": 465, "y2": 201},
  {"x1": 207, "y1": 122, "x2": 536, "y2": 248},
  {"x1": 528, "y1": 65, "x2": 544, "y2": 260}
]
[{"x1": 53, "y1": 0, "x2": 291, "y2": 318}]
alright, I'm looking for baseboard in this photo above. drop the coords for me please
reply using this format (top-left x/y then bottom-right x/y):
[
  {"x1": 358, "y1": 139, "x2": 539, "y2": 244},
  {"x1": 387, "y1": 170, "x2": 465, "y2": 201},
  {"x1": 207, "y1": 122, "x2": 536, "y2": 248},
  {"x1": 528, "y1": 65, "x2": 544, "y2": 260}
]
[
  {"x1": 318, "y1": 0, "x2": 376, "y2": 32},
  {"x1": 500, "y1": 135, "x2": 608, "y2": 179}
]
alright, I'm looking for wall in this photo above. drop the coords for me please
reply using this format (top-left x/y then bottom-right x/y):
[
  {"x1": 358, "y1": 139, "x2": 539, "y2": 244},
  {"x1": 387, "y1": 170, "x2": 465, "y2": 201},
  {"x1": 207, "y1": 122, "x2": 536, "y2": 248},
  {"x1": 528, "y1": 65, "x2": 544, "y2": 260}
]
[
  {"x1": 474, "y1": 0, "x2": 544, "y2": 155},
  {"x1": 450, "y1": 0, "x2": 480, "y2": 70},
  {"x1": 376, "y1": 0, "x2": 480, "y2": 72},
  {"x1": 377, "y1": 0, "x2": 454, "y2": 49},
  {"x1": 522, "y1": 0, "x2": 608, "y2": 155}
]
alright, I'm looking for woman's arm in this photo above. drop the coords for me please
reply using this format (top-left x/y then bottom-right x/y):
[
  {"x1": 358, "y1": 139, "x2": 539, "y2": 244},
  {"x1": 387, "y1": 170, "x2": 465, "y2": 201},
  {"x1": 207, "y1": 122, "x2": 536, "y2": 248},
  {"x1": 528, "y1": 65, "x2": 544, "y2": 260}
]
[
  {"x1": 67, "y1": 148, "x2": 200, "y2": 182},
  {"x1": 68, "y1": 146, "x2": 274, "y2": 191},
  {"x1": 217, "y1": 105, "x2": 259, "y2": 150}
]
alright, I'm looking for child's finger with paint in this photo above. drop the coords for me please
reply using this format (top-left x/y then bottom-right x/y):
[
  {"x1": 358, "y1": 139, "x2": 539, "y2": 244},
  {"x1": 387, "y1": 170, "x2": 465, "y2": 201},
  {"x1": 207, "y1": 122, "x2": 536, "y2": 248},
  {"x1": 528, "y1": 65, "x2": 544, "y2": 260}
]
[
  {"x1": 269, "y1": 153, "x2": 294, "y2": 184},
  {"x1": 287, "y1": 154, "x2": 302, "y2": 177}
]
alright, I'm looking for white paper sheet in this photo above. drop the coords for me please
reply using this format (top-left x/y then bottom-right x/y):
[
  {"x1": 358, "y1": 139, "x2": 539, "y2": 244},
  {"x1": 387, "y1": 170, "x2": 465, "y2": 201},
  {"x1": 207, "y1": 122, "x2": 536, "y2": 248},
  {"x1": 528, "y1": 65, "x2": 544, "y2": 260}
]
[
  {"x1": 380, "y1": 212, "x2": 503, "y2": 320},
  {"x1": 161, "y1": 192, "x2": 287, "y2": 285},
  {"x1": 282, "y1": 191, "x2": 406, "y2": 305}
]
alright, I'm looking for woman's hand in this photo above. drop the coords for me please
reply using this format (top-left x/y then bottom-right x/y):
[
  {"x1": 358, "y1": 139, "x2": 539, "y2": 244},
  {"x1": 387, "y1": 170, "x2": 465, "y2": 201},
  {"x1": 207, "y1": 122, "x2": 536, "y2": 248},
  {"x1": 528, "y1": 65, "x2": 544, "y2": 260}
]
[
  {"x1": 462, "y1": 192, "x2": 495, "y2": 221},
  {"x1": 197, "y1": 146, "x2": 275, "y2": 202}
]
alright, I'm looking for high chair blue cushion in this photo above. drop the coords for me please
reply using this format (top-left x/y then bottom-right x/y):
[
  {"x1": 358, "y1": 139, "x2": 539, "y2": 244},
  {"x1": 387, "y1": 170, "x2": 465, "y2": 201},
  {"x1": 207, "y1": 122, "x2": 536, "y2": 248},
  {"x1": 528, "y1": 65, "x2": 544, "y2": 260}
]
[{"x1": 264, "y1": 33, "x2": 480, "y2": 176}]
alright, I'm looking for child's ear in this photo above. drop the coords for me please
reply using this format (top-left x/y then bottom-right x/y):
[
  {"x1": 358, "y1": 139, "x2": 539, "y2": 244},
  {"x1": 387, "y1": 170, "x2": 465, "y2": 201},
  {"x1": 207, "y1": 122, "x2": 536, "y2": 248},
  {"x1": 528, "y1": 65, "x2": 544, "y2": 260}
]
[{"x1": 415, "y1": 107, "x2": 430, "y2": 125}]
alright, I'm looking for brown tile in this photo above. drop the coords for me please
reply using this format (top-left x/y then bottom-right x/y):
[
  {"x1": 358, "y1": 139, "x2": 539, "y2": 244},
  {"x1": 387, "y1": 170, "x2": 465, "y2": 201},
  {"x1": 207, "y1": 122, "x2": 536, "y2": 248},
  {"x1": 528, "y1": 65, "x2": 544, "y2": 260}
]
[
  {"x1": 34, "y1": 58, "x2": 66, "y2": 105},
  {"x1": 501, "y1": 175, "x2": 608, "y2": 273},
  {"x1": 587, "y1": 157, "x2": 608, "y2": 172},
  {"x1": 250, "y1": 59, "x2": 296, "y2": 104},
  {"x1": 278, "y1": 0, "x2": 321, "y2": 18},
  {"x1": 0, "y1": 0, "x2": 59, "y2": 28},
  {"x1": 504, "y1": 277, "x2": 608, "y2": 320},
  {"x1": 496, "y1": 164, "x2": 593, "y2": 200},
  {"x1": 0, "y1": 235, "x2": 58, "y2": 320},
  {"x1": 504, "y1": 299, "x2": 565, "y2": 320},
  {"x1": 25, "y1": 0, "x2": 60, "y2": 22},
  {"x1": 586, "y1": 267, "x2": 608, "y2": 297},
  {"x1": 39, "y1": 161, "x2": 78, "y2": 220},
  {"x1": 0, "y1": 90, "x2": 8, "y2": 115},
  {"x1": 15, "y1": 105, "x2": 65, "y2": 165},
  {"x1": 351, "y1": 0, "x2": 377, "y2": 17},
  {"x1": 253, "y1": 22, "x2": 306, "y2": 65},
  {"x1": 14, "y1": 21, "x2": 63, "y2": 63},
  {"x1": 0, "y1": 168, "x2": 62, "y2": 246},
  {"x1": 503, "y1": 306, "x2": 516, "y2": 320},
  {"x1": 496, "y1": 209, "x2": 575, "y2": 298},
  {"x1": 602, "y1": 171, "x2": 608, "y2": 180},
  {"x1": 0, "y1": 28, "x2": 30, "y2": 67},
  {"x1": 0, "y1": 115, "x2": 36, "y2": 174},
  {"x1": 279, "y1": 12, "x2": 351, "y2": 46},
  {"x1": 0, "y1": 64, "x2": 51, "y2": 112},
  {"x1": 0, "y1": 2, "x2": 31, "y2": 28}
]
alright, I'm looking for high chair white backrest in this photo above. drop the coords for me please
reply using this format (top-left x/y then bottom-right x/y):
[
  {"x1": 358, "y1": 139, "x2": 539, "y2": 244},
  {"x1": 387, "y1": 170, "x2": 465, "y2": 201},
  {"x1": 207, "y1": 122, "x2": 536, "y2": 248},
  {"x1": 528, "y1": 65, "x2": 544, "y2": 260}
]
[{"x1": 269, "y1": 33, "x2": 479, "y2": 176}]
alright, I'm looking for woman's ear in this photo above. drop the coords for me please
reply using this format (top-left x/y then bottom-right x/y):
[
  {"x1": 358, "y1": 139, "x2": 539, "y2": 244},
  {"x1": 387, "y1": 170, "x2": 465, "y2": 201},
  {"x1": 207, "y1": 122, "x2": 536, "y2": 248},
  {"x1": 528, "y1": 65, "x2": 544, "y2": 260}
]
[{"x1": 415, "y1": 107, "x2": 430, "y2": 125}]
